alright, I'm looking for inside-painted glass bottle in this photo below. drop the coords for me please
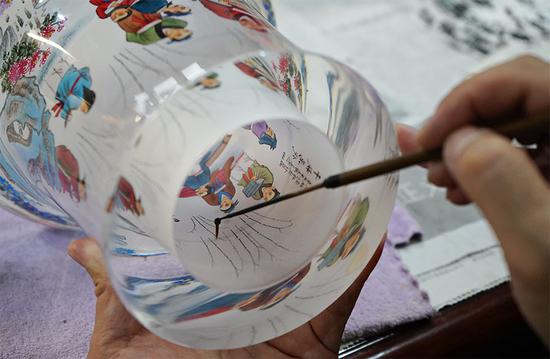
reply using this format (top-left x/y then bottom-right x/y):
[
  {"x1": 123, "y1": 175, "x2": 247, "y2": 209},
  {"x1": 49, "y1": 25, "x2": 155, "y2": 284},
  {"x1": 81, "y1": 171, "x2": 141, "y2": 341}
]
[{"x1": 104, "y1": 50, "x2": 398, "y2": 348}]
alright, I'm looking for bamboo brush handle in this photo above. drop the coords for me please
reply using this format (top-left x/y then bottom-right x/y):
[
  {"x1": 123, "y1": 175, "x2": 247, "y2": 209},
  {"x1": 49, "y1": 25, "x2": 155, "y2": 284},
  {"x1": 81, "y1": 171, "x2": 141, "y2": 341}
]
[
  {"x1": 324, "y1": 114, "x2": 550, "y2": 189},
  {"x1": 216, "y1": 114, "x2": 550, "y2": 232}
]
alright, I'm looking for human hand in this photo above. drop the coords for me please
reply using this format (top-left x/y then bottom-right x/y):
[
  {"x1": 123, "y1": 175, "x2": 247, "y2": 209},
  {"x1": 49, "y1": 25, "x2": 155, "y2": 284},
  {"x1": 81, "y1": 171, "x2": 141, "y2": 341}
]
[
  {"x1": 397, "y1": 55, "x2": 550, "y2": 345},
  {"x1": 68, "y1": 237, "x2": 384, "y2": 358}
]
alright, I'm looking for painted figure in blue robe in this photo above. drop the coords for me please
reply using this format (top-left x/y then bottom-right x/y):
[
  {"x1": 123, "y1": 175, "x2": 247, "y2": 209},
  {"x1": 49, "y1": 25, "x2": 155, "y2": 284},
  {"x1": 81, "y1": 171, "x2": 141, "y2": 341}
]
[
  {"x1": 179, "y1": 151, "x2": 238, "y2": 213},
  {"x1": 179, "y1": 150, "x2": 213, "y2": 198},
  {"x1": 52, "y1": 66, "x2": 96, "y2": 127},
  {"x1": 178, "y1": 135, "x2": 239, "y2": 213}
]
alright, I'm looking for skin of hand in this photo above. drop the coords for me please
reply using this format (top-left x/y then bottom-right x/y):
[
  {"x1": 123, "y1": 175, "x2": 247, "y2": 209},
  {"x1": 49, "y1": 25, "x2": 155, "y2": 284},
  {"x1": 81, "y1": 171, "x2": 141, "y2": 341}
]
[
  {"x1": 396, "y1": 55, "x2": 550, "y2": 345},
  {"x1": 68, "y1": 237, "x2": 385, "y2": 359}
]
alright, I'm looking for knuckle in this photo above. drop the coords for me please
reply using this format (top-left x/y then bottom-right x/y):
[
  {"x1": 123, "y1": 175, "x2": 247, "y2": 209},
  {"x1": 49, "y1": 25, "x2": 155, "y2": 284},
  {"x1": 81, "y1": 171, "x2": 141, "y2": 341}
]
[
  {"x1": 512, "y1": 54, "x2": 545, "y2": 68},
  {"x1": 94, "y1": 279, "x2": 111, "y2": 298},
  {"x1": 466, "y1": 55, "x2": 547, "y2": 96},
  {"x1": 467, "y1": 71, "x2": 505, "y2": 97},
  {"x1": 67, "y1": 241, "x2": 79, "y2": 257}
]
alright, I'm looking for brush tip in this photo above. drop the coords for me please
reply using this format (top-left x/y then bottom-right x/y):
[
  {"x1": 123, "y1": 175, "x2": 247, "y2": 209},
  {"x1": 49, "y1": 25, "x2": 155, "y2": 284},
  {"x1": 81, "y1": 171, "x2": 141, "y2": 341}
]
[{"x1": 214, "y1": 218, "x2": 221, "y2": 238}]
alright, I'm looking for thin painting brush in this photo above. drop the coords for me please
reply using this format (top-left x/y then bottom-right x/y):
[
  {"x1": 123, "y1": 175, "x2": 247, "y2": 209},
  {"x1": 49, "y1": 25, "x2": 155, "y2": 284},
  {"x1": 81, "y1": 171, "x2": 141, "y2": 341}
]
[{"x1": 214, "y1": 114, "x2": 549, "y2": 238}]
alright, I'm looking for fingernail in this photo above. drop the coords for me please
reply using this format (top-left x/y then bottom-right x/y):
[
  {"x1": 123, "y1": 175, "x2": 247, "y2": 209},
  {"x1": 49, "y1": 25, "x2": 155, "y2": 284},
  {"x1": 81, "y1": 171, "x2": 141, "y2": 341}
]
[
  {"x1": 397, "y1": 123, "x2": 416, "y2": 132},
  {"x1": 444, "y1": 127, "x2": 484, "y2": 164}
]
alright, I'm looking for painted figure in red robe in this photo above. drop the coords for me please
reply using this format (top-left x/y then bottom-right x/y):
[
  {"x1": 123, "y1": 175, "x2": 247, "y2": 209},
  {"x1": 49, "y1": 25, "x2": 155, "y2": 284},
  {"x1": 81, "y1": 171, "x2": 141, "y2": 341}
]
[
  {"x1": 199, "y1": 0, "x2": 269, "y2": 32},
  {"x1": 56, "y1": 145, "x2": 86, "y2": 202},
  {"x1": 106, "y1": 177, "x2": 145, "y2": 217}
]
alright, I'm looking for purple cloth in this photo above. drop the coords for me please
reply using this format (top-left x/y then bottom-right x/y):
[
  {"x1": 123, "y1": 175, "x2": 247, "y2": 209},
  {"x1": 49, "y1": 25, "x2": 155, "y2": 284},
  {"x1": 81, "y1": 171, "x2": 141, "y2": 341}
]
[
  {"x1": 0, "y1": 212, "x2": 94, "y2": 359},
  {"x1": 0, "y1": 206, "x2": 432, "y2": 358},
  {"x1": 387, "y1": 205, "x2": 422, "y2": 246},
  {"x1": 343, "y1": 206, "x2": 433, "y2": 341}
]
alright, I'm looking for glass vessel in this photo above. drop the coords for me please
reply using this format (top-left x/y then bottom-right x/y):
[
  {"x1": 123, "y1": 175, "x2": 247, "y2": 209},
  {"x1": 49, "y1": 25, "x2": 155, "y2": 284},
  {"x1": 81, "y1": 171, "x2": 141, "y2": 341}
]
[{"x1": 0, "y1": 0, "x2": 398, "y2": 349}]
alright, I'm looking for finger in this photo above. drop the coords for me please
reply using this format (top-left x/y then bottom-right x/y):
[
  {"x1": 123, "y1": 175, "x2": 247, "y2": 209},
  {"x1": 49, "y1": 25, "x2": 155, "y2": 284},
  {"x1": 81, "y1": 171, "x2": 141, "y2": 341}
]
[
  {"x1": 70, "y1": 239, "x2": 145, "y2": 351},
  {"x1": 445, "y1": 127, "x2": 550, "y2": 343},
  {"x1": 329, "y1": 237, "x2": 384, "y2": 309},
  {"x1": 396, "y1": 123, "x2": 429, "y2": 169},
  {"x1": 396, "y1": 123, "x2": 421, "y2": 153},
  {"x1": 355, "y1": 237, "x2": 385, "y2": 284},
  {"x1": 427, "y1": 162, "x2": 456, "y2": 188},
  {"x1": 446, "y1": 187, "x2": 471, "y2": 206},
  {"x1": 326, "y1": 238, "x2": 385, "y2": 315},
  {"x1": 309, "y1": 238, "x2": 385, "y2": 351},
  {"x1": 418, "y1": 55, "x2": 550, "y2": 150},
  {"x1": 529, "y1": 141, "x2": 550, "y2": 181},
  {"x1": 68, "y1": 238, "x2": 108, "y2": 296},
  {"x1": 444, "y1": 127, "x2": 550, "y2": 252}
]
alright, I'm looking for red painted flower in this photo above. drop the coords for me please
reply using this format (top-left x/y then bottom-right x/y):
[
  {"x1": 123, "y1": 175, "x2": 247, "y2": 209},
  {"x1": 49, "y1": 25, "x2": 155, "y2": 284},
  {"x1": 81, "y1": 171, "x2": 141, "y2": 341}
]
[{"x1": 278, "y1": 56, "x2": 289, "y2": 74}]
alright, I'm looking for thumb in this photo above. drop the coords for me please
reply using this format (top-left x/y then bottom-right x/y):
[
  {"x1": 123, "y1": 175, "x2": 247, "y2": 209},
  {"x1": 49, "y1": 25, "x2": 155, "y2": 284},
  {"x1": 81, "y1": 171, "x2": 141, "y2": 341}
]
[
  {"x1": 443, "y1": 127, "x2": 550, "y2": 255},
  {"x1": 70, "y1": 238, "x2": 145, "y2": 351},
  {"x1": 445, "y1": 128, "x2": 550, "y2": 345},
  {"x1": 68, "y1": 238, "x2": 109, "y2": 297}
]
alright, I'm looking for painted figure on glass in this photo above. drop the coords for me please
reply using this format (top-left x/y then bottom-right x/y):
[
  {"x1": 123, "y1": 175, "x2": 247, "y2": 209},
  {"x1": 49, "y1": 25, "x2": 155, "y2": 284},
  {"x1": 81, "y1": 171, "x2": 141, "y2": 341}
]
[
  {"x1": 89, "y1": 0, "x2": 193, "y2": 45},
  {"x1": 243, "y1": 121, "x2": 277, "y2": 150},
  {"x1": 52, "y1": 66, "x2": 96, "y2": 127},
  {"x1": 180, "y1": 151, "x2": 239, "y2": 213},
  {"x1": 106, "y1": 177, "x2": 145, "y2": 216},
  {"x1": 237, "y1": 160, "x2": 279, "y2": 202},
  {"x1": 317, "y1": 197, "x2": 370, "y2": 271},
  {"x1": 198, "y1": 0, "x2": 269, "y2": 32}
]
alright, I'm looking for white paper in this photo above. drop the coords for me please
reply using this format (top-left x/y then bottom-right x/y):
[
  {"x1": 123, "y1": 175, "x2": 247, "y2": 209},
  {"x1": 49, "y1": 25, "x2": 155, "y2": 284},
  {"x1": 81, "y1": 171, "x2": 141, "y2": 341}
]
[
  {"x1": 399, "y1": 220, "x2": 510, "y2": 309},
  {"x1": 274, "y1": 0, "x2": 550, "y2": 126}
]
